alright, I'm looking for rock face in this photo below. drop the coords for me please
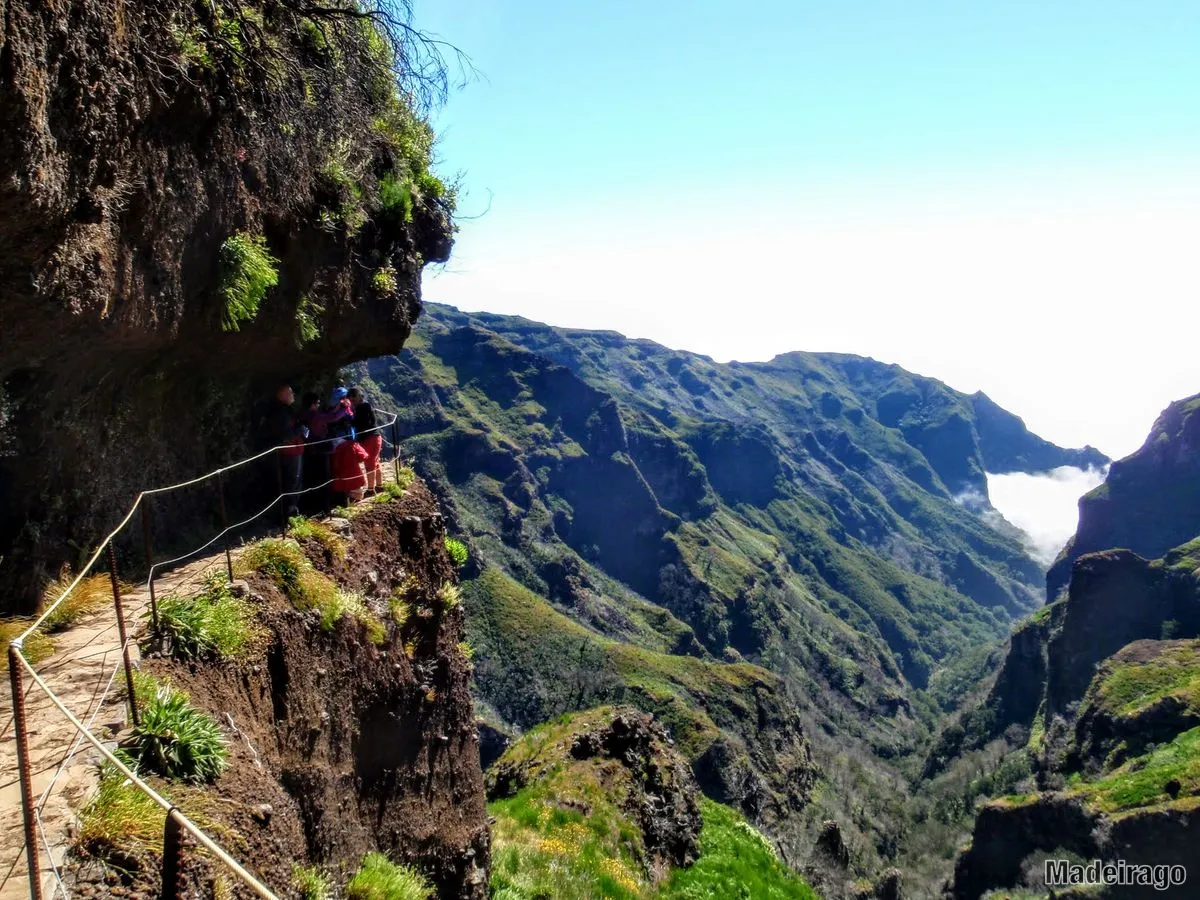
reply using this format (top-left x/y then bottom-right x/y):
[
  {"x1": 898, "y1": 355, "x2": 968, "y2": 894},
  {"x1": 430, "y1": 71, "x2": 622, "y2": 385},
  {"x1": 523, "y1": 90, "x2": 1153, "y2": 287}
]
[
  {"x1": 486, "y1": 706, "x2": 703, "y2": 874},
  {"x1": 1047, "y1": 393, "x2": 1200, "y2": 601},
  {"x1": 127, "y1": 485, "x2": 490, "y2": 897},
  {"x1": 0, "y1": 0, "x2": 453, "y2": 608}
]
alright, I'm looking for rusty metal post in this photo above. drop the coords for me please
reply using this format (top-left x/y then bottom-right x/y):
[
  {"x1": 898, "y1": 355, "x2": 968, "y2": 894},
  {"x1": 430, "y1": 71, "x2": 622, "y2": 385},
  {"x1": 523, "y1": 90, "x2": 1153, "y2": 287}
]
[
  {"x1": 140, "y1": 500, "x2": 158, "y2": 629},
  {"x1": 275, "y1": 451, "x2": 287, "y2": 531},
  {"x1": 215, "y1": 469, "x2": 234, "y2": 582},
  {"x1": 107, "y1": 543, "x2": 140, "y2": 728},
  {"x1": 160, "y1": 809, "x2": 185, "y2": 900},
  {"x1": 8, "y1": 645, "x2": 44, "y2": 900},
  {"x1": 391, "y1": 419, "x2": 401, "y2": 483}
]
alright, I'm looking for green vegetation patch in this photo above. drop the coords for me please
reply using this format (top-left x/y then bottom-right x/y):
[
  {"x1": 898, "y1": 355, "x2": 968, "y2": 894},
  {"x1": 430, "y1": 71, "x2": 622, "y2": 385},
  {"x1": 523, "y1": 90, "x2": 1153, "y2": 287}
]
[
  {"x1": 218, "y1": 232, "x2": 279, "y2": 332},
  {"x1": 75, "y1": 762, "x2": 164, "y2": 858},
  {"x1": 345, "y1": 852, "x2": 432, "y2": 899},
  {"x1": 155, "y1": 572, "x2": 261, "y2": 659},
  {"x1": 444, "y1": 536, "x2": 469, "y2": 567},
  {"x1": 288, "y1": 515, "x2": 347, "y2": 561},
  {"x1": 293, "y1": 864, "x2": 333, "y2": 900},
  {"x1": 1088, "y1": 641, "x2": 1200, "y2": 718},
  {"x1": 239, "y1": 537, "x2": 385, "y2": 643},
  {"x1": 658, "y1": 798, "x2": 817, "y2": 899},
  {"x1": 1072, "y1": 727, "x2": 1200, "y2": 814}
]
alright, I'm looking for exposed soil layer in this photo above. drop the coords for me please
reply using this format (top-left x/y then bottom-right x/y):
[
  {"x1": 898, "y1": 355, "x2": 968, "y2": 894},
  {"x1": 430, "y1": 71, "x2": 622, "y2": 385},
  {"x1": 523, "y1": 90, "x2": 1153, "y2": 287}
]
[{"x1": 66, "y1": 483, "x2": 489, "y2": 898}]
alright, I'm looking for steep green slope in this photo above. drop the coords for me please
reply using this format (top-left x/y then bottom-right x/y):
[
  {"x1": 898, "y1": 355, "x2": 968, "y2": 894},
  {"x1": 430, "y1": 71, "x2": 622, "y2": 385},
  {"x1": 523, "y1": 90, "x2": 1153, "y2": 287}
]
[
  {"x1": 350, "y1": 304, "x2": 1104, "y2": 889},
  {"x1": 485, "y1": 706, "x2": 818, "y2": 900}
]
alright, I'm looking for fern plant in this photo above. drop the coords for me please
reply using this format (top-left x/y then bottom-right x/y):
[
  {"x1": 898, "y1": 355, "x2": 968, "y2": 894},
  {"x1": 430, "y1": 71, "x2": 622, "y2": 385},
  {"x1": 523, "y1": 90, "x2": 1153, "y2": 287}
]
[{"x1": 218, "y1": 232, "x2": 279, "y2": 332}]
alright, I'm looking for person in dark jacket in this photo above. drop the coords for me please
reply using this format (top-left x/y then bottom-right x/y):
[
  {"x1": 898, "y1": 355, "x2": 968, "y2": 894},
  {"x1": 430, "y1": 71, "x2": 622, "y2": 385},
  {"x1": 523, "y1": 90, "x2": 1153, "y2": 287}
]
[
  {"x1": 348, "y1": 387, "x2": 383, "y2": 493},
  {"x1": 265, "y1": 383, "x2": 305, "y2": 516}
]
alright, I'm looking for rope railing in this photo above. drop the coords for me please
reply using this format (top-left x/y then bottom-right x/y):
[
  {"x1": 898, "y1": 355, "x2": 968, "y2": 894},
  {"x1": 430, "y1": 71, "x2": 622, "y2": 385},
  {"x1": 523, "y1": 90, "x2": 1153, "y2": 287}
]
[{"x1": 6, "y1": 410, "x2": 405, "y2": 900}]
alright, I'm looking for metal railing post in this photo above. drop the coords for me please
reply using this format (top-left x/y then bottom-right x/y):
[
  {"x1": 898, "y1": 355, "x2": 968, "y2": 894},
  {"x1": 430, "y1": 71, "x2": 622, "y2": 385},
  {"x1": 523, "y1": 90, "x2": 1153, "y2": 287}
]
[
  {"x1": 392, "y1": 418, "x2": 401, "y2": 483},
  {"x1": 140, "y1": 499, "x2": 158, "y2": 629},
  {"x1": 107, "y1": 543, "x2": 140, "y2": 728},
  {"x1": 275, "y1": 452, "x2": 287, "y2": 531},
  {"x1": 215, "y1": 469, "x2": 234, "y2": 582},
  {"x1": 8, "y1": 646, "x2": 44, "y2": 900},
  {"x1": 161, "y1": 809, "x2": 185, "y2": 900}
]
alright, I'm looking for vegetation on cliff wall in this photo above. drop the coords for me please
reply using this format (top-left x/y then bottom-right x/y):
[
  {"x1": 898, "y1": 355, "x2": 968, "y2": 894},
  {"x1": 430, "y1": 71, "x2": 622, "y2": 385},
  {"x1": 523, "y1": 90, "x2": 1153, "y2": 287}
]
[{"x1": 0, "y1": 0, "x2": 459, "y2": 608}]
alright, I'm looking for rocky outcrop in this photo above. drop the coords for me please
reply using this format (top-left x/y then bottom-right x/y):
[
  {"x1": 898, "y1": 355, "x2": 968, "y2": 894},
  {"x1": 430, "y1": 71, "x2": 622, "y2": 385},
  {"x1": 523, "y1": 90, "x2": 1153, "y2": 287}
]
[
  {"x1": 0, "y1": 0, "x2": 453, "y2": 608},
  {"x1": 486, "y1": 707, "x2": 703, "y2": 873},
  {"x1": 950, "y1": 795, "x2": 1102, "y2": 900},
  {"x1": 950, "y1": 793, "x2": 1200, "y2": 900},
  {"x1": 1044, "y1": 549, "x2": 1200, "y2": 718},
  {"x1": 1047, "y1": 393, "x2": 1200, "y2": 601},
  {"x1": 1071, "y1": 640, "x2": 1200, "y2": 771}
]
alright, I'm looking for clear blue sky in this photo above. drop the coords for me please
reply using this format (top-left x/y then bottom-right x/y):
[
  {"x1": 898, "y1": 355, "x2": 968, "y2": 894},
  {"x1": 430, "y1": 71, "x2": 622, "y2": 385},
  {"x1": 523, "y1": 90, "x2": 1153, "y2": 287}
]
[{"x1": 410, "y1": 0, "x2": 1200, "y2": 460}]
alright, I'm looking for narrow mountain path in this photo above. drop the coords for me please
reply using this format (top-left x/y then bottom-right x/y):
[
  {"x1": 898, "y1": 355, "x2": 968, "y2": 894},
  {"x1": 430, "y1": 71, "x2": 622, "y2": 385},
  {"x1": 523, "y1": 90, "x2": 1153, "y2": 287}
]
[{"x1": 0, "y1": 554, "x2": 228, "y2": 899}]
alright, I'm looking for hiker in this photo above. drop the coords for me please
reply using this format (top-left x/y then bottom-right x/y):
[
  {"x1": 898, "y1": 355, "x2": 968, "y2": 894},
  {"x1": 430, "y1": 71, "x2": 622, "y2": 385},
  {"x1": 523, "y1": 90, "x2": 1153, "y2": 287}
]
[
  {"x1": 348, "y1": 387, "x2": 383, "y2": 493},
  {"x1": 265, "y1": 383, "x2": 305, "y2": 516},
  {"x1": 302, "y1": 388, "x2": 353, "y2": 443},
  {"x1": 326, "y1": 386, "x2": 355, "y2": 440},
  {"x1": 331, "y1": 435, "x2": 369, "y2": 503}
]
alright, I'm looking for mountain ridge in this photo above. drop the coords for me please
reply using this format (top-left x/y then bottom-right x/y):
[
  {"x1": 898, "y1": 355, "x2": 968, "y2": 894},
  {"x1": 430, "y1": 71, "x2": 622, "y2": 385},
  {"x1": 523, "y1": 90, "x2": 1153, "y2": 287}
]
[{"x1": 351, "y1": 301, "x2": 1108, "y2": 894}]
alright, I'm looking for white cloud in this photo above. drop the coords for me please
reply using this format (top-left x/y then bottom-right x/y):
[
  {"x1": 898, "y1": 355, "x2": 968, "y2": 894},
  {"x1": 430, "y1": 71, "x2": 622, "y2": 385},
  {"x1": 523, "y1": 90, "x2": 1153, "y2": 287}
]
[
  {"x1": 986, "y1": 466, "x2": 1108, "y2": 565},
  {"x1": 425, "y1": 161, "x2": 1200, "y2": 461}
]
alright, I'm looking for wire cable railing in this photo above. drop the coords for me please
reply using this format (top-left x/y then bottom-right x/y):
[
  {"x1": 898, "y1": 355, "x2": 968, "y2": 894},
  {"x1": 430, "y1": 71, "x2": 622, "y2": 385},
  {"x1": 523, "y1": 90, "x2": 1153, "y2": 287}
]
[{"x1": 5, "y1": 411, "x2": 404, "y2": 900}]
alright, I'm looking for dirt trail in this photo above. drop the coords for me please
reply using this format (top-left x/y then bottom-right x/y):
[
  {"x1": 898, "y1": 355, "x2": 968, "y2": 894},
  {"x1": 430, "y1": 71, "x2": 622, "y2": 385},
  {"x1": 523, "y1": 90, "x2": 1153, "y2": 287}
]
[{"x1": 0, "y1": 555, "x2": 237, "y2": 899}]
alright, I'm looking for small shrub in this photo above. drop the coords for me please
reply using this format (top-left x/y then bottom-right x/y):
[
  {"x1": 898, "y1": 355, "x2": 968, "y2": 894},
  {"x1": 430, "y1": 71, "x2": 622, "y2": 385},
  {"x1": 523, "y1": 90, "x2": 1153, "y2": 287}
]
[
  {"x1": 288, "y1": 515, "x2": 347, "y2": 561},
  {"x1": 458, "y1": 641, "x2": 474, "y2": 668},
  {"x1": 379, "y1": 174, "x2": 414, "y2": 223},
  {"x1": 75, "y1": 763, "x2": 163, "y2": 858},
  {"x1": 293, "y1": 864, "x2": 333, "y2": 900},
  {"x1": 128, "y1": 683, "x2": 227, "y2": 782},
  {"x1": 435, "y1": 582, "x2": 461, "y2": 611},
  {"x1": 155, "y1": 573, "x2": 257, "y2": 659},
  {"x1": 346, "y1": 852, "x2": 432, "y2": 900},
  {"x1": 40, "y1": 570, "x2": 112, "y2": 633},
  {"x1": 218, "y1": 233, "x2": 279, "y2": 332},
  {"x1": 372, "y1": 265, "x2": 398, "y2": 295},
  {"x1": 444, "y1": 537, "x2": 469, "y2": 568}
]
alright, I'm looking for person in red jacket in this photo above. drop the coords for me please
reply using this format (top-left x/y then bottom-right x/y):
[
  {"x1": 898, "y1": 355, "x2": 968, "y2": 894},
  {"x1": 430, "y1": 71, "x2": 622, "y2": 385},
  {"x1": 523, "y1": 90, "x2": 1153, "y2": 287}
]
[{"x1": 331, "y1": 437, "x2": 368, "y2": 503}]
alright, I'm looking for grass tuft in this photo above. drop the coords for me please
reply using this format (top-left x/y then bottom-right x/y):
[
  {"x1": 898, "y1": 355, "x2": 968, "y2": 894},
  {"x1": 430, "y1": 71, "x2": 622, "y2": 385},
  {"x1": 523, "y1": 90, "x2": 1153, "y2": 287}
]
[
  {"x1": 128, "y1": 681, "x2": 227, "y2": 783},
  {"x1": 75, "y1": 763, "x2": 164, "y2": 859},
  {"x1": 444, "y1": 537, "x2": 469, "y2": 568},
  {"x1": 40, "y1": 570, "x2": 112, "y2": 633},
  {"x1": 435, "y1": 582, "x2": 461, "y2": 611},
  {"x1": 155, "y1": 572, "x2": 259, "y2": 659},
  {"x1": 288, "y1": 515, "x2": 347, "y2": 561},
  {"x1": 293, "y1": 864, "x2": 333, "y2": 900},
  {"x1": 345, "y1": 851, "x2": 432, "y2": 900},
  {"x1": 372, "y1": 470, "x2": 414, "y2": 504},
  {"x1": 0, "y1": 619, "x2": 54, "y2": 670}
]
